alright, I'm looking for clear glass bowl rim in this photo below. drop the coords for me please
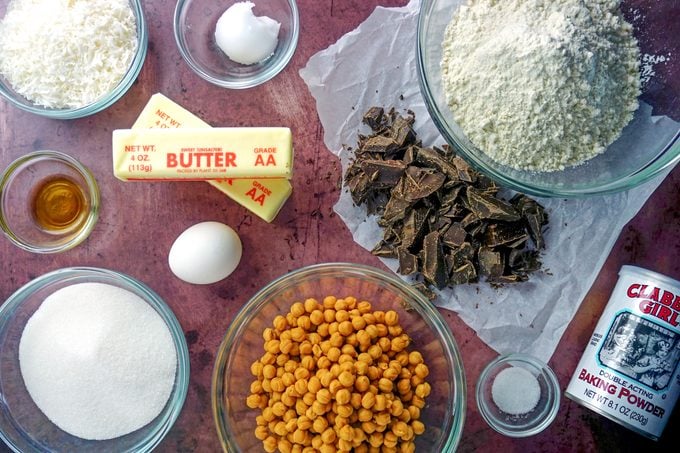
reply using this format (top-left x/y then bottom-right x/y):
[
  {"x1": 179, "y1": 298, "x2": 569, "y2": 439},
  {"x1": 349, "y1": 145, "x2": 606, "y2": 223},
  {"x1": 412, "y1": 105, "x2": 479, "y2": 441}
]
[
  {"x1": 416, "y1": 0, "x2": 680, "y2": 197},
  {"x1": 211, "y1": 262, "x2": 467, "y2": 451},
  {"x1": 0, "y1": 0, "x2": 148, "y2": 119},
  {"x1": 475, "y1": 352, "x2": 561, "y2": 438},
  {"x1": 173, "y1": 0, "x2": 300, "y2": 89},
  {"x1": 0, "y1": 150, "x2": 101, "y2": 254},
  {"x1": 0, "y1": 267, "x2": 190, "y2": 453}
]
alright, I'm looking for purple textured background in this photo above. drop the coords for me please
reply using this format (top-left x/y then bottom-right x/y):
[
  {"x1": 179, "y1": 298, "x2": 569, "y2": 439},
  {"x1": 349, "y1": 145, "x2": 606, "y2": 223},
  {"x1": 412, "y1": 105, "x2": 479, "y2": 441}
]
[{"x1": 0, "y1": 1, "x2": 678, "y2": 452}]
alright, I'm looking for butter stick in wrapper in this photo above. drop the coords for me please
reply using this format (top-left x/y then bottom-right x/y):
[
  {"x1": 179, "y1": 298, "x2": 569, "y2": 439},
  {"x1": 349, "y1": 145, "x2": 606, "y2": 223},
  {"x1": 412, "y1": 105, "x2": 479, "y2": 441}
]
[
  {"x1": 130, "y1": 93, "x2": 292, "y2": 222},
  {"x1": 113, "y1": 127, "x2": 293, "y2": 180}
]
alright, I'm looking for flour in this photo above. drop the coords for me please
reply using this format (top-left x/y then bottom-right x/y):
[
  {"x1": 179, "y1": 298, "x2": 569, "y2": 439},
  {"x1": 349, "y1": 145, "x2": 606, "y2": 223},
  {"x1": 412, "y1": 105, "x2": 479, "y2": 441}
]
[{"x1": 441, "y1": 0, "x2": 641, "y2": 172}]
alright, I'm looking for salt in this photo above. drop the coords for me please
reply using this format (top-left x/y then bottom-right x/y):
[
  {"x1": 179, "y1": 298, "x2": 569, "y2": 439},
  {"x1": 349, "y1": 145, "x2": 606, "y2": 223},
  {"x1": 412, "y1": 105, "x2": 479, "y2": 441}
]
[
  {"x1": 491, "y1": 367, "x2": 541, "y2": 415},
  {"x1": 19, "y1": 282, "x2": 177, "y2": 440}
]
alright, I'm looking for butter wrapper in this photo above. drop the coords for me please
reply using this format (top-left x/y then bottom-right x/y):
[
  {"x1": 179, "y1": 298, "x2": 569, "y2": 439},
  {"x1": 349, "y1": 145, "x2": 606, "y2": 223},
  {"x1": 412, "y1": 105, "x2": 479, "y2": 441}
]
[
  {"x1": 113, "y1": 127, "x2": 293, "y2": 180},
  {"x1": 130, "y1": 93, "x2": 293, "y2": 222}
]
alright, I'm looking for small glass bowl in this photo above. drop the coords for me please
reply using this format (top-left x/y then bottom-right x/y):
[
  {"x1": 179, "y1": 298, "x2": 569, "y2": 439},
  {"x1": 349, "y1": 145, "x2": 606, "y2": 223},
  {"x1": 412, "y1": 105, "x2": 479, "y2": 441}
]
[
  {"x1": 0, "y1": 151, "x2": 100, "y2": 253},
  {"x1": 0, "y1": 0, "x2": 147, "y2": 119},
  {"x1": 174, "y1": 0, "x2": 299, "y2": 89},
  {"x1": 212, "y1": 263, "x2": 466, "y2": 451},
  {"x1": 476, "y1": 353, "x2": 560, "y2": 437},
  {"x1": 0, "y1": 267, "x2": 190, "y2": 452}
]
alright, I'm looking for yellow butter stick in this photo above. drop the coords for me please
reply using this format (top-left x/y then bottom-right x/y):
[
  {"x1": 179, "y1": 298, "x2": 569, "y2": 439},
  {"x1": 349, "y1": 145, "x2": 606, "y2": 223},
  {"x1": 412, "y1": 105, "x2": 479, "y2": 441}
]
[
  {"x1": 131, "y1": 93, "x2": 292, "y2": 222},
  {"x1": 113, "y1": 127, "x2": 293, "y2": 180}
]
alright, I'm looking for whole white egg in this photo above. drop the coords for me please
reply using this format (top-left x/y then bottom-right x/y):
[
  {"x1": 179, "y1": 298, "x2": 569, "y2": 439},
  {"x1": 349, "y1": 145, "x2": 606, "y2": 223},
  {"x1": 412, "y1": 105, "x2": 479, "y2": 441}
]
[{"x1": 168, "y1": 221, "x2": 242, "y2": 284}]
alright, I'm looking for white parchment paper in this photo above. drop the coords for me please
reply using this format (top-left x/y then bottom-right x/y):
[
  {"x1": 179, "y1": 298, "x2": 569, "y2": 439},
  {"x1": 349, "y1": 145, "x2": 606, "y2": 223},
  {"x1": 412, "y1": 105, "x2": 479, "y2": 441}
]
[{"x1": 299, "y1": 0, "x2": 678, "y2": 362}]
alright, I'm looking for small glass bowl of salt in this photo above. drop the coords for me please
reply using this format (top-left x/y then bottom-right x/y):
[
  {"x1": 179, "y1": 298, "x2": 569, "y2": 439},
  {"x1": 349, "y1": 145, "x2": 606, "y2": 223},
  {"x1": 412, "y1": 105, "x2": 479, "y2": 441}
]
[{"x1": 476, "y1": 353, "x2": 560, "y2": 437}]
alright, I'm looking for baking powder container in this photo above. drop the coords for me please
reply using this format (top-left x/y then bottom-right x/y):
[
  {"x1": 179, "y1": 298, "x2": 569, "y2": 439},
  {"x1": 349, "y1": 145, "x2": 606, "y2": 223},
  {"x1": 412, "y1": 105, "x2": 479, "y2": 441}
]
[{"x1": 565, "y1": 265, "x2": 680, "y2": 440}]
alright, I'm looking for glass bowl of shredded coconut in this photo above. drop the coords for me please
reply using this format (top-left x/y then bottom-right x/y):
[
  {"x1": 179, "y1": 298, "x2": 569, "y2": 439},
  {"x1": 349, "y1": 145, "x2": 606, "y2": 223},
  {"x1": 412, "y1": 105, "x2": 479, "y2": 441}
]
[
  {"x1": 212, "y1": 263, "x2": 467, "y2": 451},
  {"x1": 0, "y1": 0, "x2": 147, "y2": 119},
  {"x1": 0, "y1": 267, "x2": 189, "y2": 452},
  {"x1": 174, "y1": 0, "x2": 299, "y2": 89},
  {"x1": 476, "y1": 353, "x2": 560, "y2": 437},
  {"x1": 417, "y1": 0, "x2": 680, "y2": 197}
]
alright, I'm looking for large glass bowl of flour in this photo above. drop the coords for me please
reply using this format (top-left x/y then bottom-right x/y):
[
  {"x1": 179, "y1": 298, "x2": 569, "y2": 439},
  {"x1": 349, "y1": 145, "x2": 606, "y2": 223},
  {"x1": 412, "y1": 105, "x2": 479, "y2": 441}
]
[
  {"x1": 417, "y1": 0, "x2": 680, "y2": 197},
  {"x1": 0, "y1": 267, "x2": 190, "y2": 452}
]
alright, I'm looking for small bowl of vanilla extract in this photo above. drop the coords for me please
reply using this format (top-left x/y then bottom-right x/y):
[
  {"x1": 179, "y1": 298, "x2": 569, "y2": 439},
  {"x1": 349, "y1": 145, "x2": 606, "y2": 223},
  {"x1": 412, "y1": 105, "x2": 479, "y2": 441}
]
[{"x1": 0, "y1": 151, "x2": 99, "y2": 253}]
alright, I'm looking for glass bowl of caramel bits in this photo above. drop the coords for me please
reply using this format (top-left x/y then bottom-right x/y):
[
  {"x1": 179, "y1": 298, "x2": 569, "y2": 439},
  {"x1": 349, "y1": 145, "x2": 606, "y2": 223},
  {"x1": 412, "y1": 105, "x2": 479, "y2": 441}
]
[
  {"x1": 212, "y1": 263, "x2": 466, "y2": 452},
  {"x1": 0, "y1": 151, "x2": 99, "y2": 253}
]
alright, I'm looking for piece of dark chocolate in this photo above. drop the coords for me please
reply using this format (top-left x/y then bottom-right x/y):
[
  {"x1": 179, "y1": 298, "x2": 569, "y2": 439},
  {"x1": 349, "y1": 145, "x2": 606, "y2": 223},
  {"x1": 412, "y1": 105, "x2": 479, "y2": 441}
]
[
  {"x1": 449, "y1": 261, "x2": 477, "y2": 285},
  {"x1": 451, "y1": 156, "x2": 476, "y2": 182},
  {"x1": 442, "y1": 222, "x2": 467, "y2": 248},
  {"x1": 401, "y1": 207, "x2": 430, "y2": 250},
  {"x1": 467, "y1": 187, "x2": 521, "y2": 222},
  {"x1": 379, "y1": 194, "x2": 411, "y2": 226},
  {"x1": 360, "y1": 159, "x2": 407, "y2": 189},
  {"x1": 511, "y1": 194, "x2": 548, "y2": 249},
  {"x1": 414, "y1": 147, "x2": 460, "y2": 181},
  {"x1": 421, "y1": 231, "x2": 448, "y2": 289},
  {"x1": 362, "y1": 106, "x2": 385, "y2": 131},
  {"x1": 371, "y1": 240, "x2": 397, "y2": 258},
  {"x1": 390, "y1": 115, "x2": 417, "y2": 147},
  {"x1": 478, "y1": 247, "x2": 504, "y2": 278},
  {"x1": 508, "y1": 249, "x2": 542, "y2": 274},
  {"x1": 402, "y1": 167, "x2": 446, "y2": 201},
  {"x1": 484, "y1": 223, "x2": 529, "y2": 248},
  {"x1": 361, "y1": 135, "x2": 400, "y2": 155},
  {"x1": 397, "y1": 247, "x2": 418, "y2": 275}
]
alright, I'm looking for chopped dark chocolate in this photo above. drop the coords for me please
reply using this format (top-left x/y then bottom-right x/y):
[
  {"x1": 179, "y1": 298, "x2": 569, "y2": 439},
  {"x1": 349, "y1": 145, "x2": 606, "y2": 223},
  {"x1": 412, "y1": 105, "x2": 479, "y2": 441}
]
[{"x1": 345, "y1": 106, "x2": 550, "y2": 293}]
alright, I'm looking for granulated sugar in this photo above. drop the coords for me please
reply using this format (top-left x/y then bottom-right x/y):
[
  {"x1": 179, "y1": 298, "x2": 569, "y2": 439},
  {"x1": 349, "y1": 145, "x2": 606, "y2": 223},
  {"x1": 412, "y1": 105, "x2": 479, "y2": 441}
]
[
  {"x1": 441, "y1": 0, "x2": 641, "y2": 172},
  {"x1": 19, "y1": 282, "x2": 177, "y2": 440},
  {"x1": 492, "y1": 366, "x2": 541, "y2": 415}
]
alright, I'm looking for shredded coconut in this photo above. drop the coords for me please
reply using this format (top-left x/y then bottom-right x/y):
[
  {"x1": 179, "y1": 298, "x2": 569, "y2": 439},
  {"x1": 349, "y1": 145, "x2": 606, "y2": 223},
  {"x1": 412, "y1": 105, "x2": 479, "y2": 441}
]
[
  {"x1": 441, "y1": 0, "x2": 641, "y2": 172},
  {"x1": 0, "y1": 0, "x2": 138, "y2": 109}
]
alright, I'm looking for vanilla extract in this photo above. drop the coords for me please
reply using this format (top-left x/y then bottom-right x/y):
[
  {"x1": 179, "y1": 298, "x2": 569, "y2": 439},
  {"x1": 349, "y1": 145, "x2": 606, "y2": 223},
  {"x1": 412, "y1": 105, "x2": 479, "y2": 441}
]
[{"x1": 31, "y1": 176, "x2": 88, "y2": 234}]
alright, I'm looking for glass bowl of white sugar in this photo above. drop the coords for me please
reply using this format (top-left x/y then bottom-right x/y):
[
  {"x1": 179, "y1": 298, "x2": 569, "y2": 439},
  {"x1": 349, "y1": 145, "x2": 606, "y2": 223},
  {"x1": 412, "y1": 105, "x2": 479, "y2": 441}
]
[
  {"x1": 476, "y1": 353, "x2": 560, "y2": 437},
  {"x1": 174, "y1": 0, "x2": 299, "y2": 89},
  {"x1": 0, "y1": 267, "x2": 190, "y2": 452},
  {"x1": 0, "y1": 0, "x2": 147, "y2": 119},
  {"x1": 418, "y1": 0, "x2": 680, "y2": 197}
]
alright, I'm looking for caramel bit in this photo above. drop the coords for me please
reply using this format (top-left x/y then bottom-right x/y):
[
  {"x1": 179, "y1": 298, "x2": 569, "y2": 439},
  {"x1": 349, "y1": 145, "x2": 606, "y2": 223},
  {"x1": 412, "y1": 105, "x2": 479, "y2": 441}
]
[{"x1": 345, "y1": 107, "x2": 549, "y2": 292}]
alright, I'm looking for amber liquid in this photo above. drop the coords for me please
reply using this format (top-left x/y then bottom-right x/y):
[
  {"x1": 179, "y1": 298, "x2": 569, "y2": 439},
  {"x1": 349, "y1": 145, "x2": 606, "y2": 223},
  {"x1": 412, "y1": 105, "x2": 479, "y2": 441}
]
[{"x1": 31, "y1": 176, "x2": 88, "y2": 234}]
